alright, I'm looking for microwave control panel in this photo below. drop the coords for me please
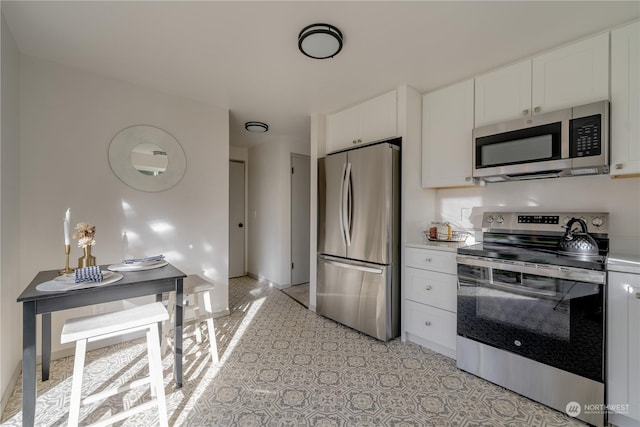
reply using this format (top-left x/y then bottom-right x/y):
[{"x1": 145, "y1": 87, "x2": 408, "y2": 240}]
[{"x1": 570, "y1": 114, "x2": 602, "y2": 157}]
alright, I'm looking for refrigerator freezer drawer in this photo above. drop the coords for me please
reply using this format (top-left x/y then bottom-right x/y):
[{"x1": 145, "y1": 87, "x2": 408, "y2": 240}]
[{"x1": 317, "y1": 255, "x2": 399, "y2": 341}]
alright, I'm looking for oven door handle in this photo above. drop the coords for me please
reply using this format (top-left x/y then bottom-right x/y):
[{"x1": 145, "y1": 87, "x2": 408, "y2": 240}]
[
  {"x1": 456, "y1": 255, "x2": 605, "y2": 284},
  {"x1": 469, "y1": 278, "x2": 563, "y2": 300}
]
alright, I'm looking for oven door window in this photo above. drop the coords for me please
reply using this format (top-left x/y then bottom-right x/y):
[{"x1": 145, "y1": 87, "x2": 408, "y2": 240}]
[
  {"x1": 457, "y1": 263, "x2": 603, "y2": 382},
  {"x1": 475, "y1": 269, "x2": 570, "y2": 341}
]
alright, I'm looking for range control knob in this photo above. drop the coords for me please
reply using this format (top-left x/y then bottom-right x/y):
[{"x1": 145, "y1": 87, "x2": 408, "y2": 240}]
[
  {"x1": 592, "y1": 217, "x2": 604, "y2": 227},
  {"x1": 486, "y1": 216, "x2": 494, "y2": 224},
  {"x1": 495, "y1": 216, "x2": 504, "y2": 224}
]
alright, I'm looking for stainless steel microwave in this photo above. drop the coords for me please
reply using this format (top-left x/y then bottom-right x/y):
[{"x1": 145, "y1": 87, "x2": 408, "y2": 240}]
[{"x1": 472, "y1": 100, "x2": 609, "y2": 182}]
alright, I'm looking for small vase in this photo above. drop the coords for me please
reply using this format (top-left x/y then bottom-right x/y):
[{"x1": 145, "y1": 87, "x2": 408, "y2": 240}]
[{"x1": 78, "y1": 245, "x2": 96, "y2": 268}]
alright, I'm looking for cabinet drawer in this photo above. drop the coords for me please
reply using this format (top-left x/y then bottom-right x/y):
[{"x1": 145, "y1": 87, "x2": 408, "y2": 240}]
[
  {"x1": 404, "y1": 267, "x2": 456, "y2": 312},
  {"x1": 405, "y1": 300, "x2": 456, "y2": 350},
  {"x1": 405, "y1": 247, "x2": 457, "y2": 274}
]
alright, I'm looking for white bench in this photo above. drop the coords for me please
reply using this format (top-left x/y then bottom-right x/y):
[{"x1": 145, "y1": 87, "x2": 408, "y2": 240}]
[
  {"x1": 61, "y1": 302, "x2": 169, "y2": 427},
  {"x1": 163, "y1": 274, "x2": 219, "y2": 362}
]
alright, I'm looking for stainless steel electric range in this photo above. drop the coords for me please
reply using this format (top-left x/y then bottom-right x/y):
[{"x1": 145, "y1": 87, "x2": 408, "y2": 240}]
[{"x1": 456, "y1": 212, "x2": 609, "y2": 427}]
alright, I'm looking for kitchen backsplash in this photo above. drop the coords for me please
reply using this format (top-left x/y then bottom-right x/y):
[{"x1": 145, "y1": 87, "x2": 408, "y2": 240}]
[{"x1": 433, "y1": 174, "x2": 640, "y2": 255}]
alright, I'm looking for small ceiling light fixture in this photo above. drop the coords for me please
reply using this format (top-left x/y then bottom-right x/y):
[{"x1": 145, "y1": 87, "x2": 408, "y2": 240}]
[
  {"x1": 298, "y1": 23, "x2": 343, "y2": 59},
  {"x1": 244, "y1": 121, "x2": 269, "y2": 133}
]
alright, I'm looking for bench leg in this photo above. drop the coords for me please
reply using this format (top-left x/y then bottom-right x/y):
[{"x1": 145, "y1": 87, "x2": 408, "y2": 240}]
[
  {"x1": 147, "y1": 323, "x2": 169, "y2": 427},
  {"x1": 68, "y1": 339, "x2": 87, "y2": 427},
  {"x1": 200, "y1": 290, "x2": 219, "y2": 363}
]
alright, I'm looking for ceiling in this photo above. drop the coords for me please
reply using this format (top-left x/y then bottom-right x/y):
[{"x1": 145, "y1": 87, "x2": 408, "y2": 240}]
[{"x1": 3, "y1": 1, "x2": 638, "y2": 148}]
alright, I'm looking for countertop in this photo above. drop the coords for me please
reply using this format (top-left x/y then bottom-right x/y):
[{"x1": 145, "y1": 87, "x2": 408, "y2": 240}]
[
  {"x1": 405, "y1": 239, "x2": 473, "y2": 253},
  {"x1": 608, "y1": 253, "x2": 640, "y2": 275}
]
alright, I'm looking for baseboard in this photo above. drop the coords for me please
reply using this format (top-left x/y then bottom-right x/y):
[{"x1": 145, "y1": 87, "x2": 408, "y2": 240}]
[
  {"x1": 247, "y1": 272, "x2": 286, "y2": 289},
  {"x1": 1, "y1": 361, "x2": 22, "y2": 416},
  {"x1": 404, "y1": 332, "x2": 456, "y2": 359}
]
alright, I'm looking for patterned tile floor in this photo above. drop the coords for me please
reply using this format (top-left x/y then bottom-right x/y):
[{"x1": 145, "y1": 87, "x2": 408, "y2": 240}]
[{"x1": 1, "y1": 276, "x2": 586, "y2": 426}]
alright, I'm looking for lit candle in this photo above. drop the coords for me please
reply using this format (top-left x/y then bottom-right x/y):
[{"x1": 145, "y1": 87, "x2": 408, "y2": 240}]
[{"x1": 64, "y1": 208, "x2": 70, "y2": 246}]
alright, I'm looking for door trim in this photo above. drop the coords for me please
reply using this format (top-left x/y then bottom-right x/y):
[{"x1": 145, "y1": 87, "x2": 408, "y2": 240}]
[
  {"x1": 229, "y1": 159, "x2": 247, "y2": 278},
  {"x1": 291, "y1": 153, "x2": 311, "y2": 286}
]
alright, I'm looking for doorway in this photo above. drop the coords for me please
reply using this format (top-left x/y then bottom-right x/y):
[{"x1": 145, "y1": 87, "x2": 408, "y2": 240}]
[
  {"x1": 229, "y1": 160, "x2": 245, "y2": 278},
  {"x1": 290, "y1": 154, "x2": 310, "y2": 285}
]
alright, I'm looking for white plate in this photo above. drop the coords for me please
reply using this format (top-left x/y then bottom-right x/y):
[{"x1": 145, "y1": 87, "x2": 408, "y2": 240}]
[
  {"x1": 107, "y1": 260, "x2": 168, "y2": 272},
  {"x1": 54, "y1": 271, "x2": 113, "y2": 282},
  {"x1": 123, "y1": 258, "x2": 165, "y2": 266},
  {"x1": 37, "y1": 272, "x2": 123, "y2": 292}
]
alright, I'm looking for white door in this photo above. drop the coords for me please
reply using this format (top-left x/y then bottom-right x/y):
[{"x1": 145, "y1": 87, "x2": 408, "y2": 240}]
[
  {"x1": 229, "y1": 160, "x2": 245, "y2": 278},
  {"x1": 291, "y1": 154, "x2": 310, "y2": 285}
]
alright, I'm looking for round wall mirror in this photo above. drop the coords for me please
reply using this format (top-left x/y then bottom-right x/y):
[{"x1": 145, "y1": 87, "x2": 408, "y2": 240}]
[
  {"x1": 108, "y1": 125, "x2": 186, "y2": 192},
  {"x1": 131, "y1": 143, "x2": 168, "y2": 176}
]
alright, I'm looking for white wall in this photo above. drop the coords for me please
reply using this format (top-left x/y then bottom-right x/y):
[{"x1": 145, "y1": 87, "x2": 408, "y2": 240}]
[
  {"x1": 1, "y1": 12, "x2": 22, "y2": 411},
  {"x1": 309, "y1": 114, "x2": 325, "y2": 310},
  {"x1": 432, "y1": 175, "x2": 640, "y2": 254},
  {"x1": 398, "y1": 85, "x2": 436, "y2": 245},
  {"x1": 229, "y1": 145, "x2": 248, "y2": 162},
  {"x1": 247, "y1": 137, "x2": 310, "y2": 287},
  {"x1": 18, "y1": 55, "x2": 230, "y2": 357}
]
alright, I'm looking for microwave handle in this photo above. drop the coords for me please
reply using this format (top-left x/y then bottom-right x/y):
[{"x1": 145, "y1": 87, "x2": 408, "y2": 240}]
[{"x1": 561, "y1": 118, "x2": 570, "y2": 159}]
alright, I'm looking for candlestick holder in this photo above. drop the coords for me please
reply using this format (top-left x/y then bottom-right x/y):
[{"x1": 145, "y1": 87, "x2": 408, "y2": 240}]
[{"x1": 59, "y1": 244, "x2": 74, "y2": 275}]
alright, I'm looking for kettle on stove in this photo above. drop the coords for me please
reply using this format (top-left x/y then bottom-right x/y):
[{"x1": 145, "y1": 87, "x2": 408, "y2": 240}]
[{"x1": 557, "y1": 217, "x2": 599, "y2": 257}]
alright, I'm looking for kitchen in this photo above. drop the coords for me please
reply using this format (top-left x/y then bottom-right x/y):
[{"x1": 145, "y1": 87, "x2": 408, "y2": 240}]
[{"x1": 1, "y1": 2, "x2": 639, "y2": 426}]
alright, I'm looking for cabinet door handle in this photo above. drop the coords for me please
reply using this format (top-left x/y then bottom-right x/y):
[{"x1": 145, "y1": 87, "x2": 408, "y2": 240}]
[
  {"x1": 522, "y1": 109, "x2": 529, "y2": 115},
  {"x1": 352, "y1": 140, "x2": 357, "y2": 144},
  {"x1": 425, "y1": 258, "x2": 432, "y2": 263},
  {"x1": 615, "y1": 163, "x2": 624, "y2": 170},
  {"x1": 635, "y1": 292, "x2": 640, "y2": 299},
  {"x1": 465, "y1": 176, "x2": 471, "y2": 182},
  {"x1": 425, "y1": 321, "x2": 432, "y2": 326},
  {"x1": 425, "y1": 286, "x2": 432, "y2": 291},
  {"x1": 533, "y1": 106, "x2": 541, "y2": 113},
  {"x1": 357, "y1": 138, "x2": 362, "y2": 143}
]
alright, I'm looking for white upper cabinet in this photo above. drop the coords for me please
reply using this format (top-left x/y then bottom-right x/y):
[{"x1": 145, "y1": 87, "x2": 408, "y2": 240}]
[
  {"x1": 474, "y1": 32, "x2": 610, "y2": 127},
  {"x1": 611, "y1": 21, "x2": 640, "y2": 177},
  {"x1": 475, "y1": 60, "x2": 532, "y2": 126},
  {"x1": 326, "y1": 90, "x2": 397, "y2": 153},
  {"x1": 532, "y1": 32, "x2": 609, "y2": 114},
  {"x1": 422, "y1": 79, "x2": 476, "y2": 188},
  {"x1": 327, "y1": 104, "x2": 359, "y2": 152}
]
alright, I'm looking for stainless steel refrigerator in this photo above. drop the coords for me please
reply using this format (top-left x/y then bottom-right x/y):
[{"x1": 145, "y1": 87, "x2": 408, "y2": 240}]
[{"x1": 317, "y1": 138, "x2": 400, "y2": 341}]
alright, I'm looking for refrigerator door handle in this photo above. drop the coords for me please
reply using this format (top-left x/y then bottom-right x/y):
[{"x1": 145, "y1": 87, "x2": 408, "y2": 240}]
[
  {"x1": 321, "y1": 258, "x2": 384, "y2": 275},
  {"x1": 339, "y1": 162, "x2": 347, "y2": 247},
  {"x1": 343, "y1": 162, "x2": 352, "y2": 247}
]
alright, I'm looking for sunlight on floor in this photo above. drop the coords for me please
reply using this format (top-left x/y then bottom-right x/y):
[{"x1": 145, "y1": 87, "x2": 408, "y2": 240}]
[{"x1": 171, "y1": 296, "x2": 265, "y2": 425}]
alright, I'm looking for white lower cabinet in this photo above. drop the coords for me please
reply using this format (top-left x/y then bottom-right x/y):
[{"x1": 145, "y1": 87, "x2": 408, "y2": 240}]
[
  {"x1": 403, "y1": 245, "x2": 458, "y2": 358},
  {"x1": 608, "y1": 265, "x2": 640, "y2": 427}
]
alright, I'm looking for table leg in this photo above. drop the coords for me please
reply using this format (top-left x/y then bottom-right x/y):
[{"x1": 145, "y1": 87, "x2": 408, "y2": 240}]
[
  {"x1": 22, "y1": 302, "x2": 37, "y2": 427},
  {"x1": 156, "y1": 293, "x2": 163, "y2": 345},
  {"x1": 175, "y1": 278, "x2": 183, "y2": 387},
  {"x1": 41, "y1": 313, "x2": 51, "y2": 381}
]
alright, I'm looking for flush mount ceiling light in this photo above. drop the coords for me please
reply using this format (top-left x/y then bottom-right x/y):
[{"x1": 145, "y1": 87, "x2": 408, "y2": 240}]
[
  {"x1": 298, "y1": 23, "x2": 343, "y2": 59},
  {"x1": 244, "y1": 121, "x2": 269, "y2": 133}
]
